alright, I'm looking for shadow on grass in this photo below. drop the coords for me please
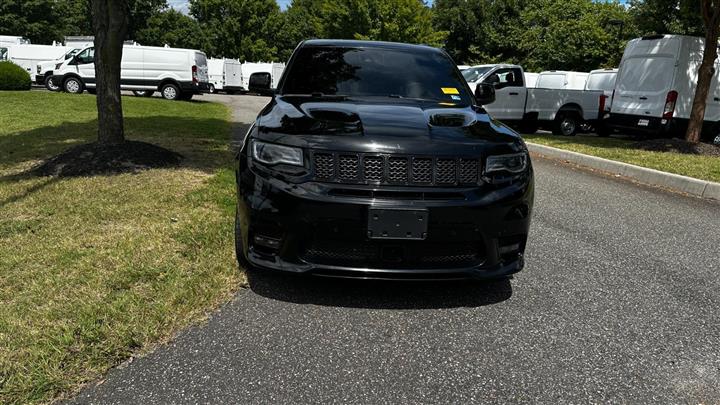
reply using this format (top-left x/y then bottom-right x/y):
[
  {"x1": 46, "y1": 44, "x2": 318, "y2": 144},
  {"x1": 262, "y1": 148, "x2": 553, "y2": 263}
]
[
  {"x1": 246, "y1": 268, "x2": 513, "y2": 310},
  {"x1": 0, "y1": 116, "x2": 235, "y2": 177}
]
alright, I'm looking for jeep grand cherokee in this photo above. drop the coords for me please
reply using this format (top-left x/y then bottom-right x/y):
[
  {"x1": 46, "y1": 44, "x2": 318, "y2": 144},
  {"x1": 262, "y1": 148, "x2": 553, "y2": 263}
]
[{"x1": 235, "y1": 39, "x2": 534, "y2": 280}]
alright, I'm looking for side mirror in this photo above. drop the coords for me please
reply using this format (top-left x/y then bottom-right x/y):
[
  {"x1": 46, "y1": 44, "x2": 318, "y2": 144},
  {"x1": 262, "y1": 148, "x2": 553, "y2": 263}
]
[
  {"x1": 474, "y1": 83, "x2": 496, "y2": 105},
  {"x1": 248, "y1": 72, "x2": 273, "y2": 95}
]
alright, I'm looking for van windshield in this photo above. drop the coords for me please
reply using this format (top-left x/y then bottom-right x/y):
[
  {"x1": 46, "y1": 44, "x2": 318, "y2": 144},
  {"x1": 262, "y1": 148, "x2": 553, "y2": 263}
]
[
  {"x1": 618, "y1": 57, "x2": 674, "y2": 92},
  {"x1": 586, "y1": 72, "x2": 616, "y2": 91},
  {"x1": 282, "y1": 46, "x2": 472, "y2": 105}
]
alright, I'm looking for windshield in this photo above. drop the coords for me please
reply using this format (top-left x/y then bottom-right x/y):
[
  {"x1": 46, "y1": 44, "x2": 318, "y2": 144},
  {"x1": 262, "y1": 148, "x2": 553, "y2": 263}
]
[
  {"x1": 64, "y1": 49, "x2": 80, "y2": 60},
  {"x1": 0, "y1": 48, "x2": 7, "y2": 61},
  {"x1": 462, "y1": 67, "x2": 491, "y2": 83},
  {"x1": 281, "y1": 46, "x2": 472, "y2": 106}
]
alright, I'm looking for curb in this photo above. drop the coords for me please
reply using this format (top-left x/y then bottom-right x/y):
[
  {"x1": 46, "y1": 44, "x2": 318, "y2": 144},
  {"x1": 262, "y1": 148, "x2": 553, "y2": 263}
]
[{"x1": 526, "y1": 142, "x2": 720, "y2": 201}]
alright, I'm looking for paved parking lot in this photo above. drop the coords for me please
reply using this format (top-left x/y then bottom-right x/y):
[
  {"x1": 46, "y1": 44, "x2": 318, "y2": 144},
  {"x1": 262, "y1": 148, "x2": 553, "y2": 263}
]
[{"x1": 70, "y1": 94, "x2": 720, "y2": 404}]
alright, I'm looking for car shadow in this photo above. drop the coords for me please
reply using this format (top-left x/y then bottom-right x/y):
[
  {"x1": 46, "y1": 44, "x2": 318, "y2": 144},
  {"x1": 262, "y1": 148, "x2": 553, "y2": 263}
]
[{"x1": 246, "y1": 268, "x2": 513, "y2": 310}]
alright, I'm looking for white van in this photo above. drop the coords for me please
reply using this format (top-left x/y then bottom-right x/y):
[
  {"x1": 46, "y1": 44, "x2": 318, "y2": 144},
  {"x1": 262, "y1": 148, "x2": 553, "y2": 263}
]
[
  {"x1": 585, "y1": 68, "x2": 618, "y2": 113},
  {"x1": 0, "y1": 35, "x2": 30, "y2": 46},
  {"x1": 608, "y1": 34, "x2": 720, "y2": 142},
  {"x1": 240, "y1": 62, "x2": 285, "y2": 92},
  {"x1": 207, "y1": 58, "x2": 244, "y2": 93},
  {"x1": 524, "y1": 72, "x2": 539, "y2": 88},
  {"x1": 52, "y1": 44, "x2": 210, "y2": 100},
  {"x1": 3, "y1": 44, "x2": 73, "y2": 77},
  {"x1": 536, "y1": 71, "x2": 589, "y2": 90}
]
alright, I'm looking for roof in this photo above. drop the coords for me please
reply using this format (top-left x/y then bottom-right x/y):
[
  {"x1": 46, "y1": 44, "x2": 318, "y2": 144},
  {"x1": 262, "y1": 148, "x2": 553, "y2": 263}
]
[{"x1": 301, "y1": 39, "x2": 442, "y2": 53}]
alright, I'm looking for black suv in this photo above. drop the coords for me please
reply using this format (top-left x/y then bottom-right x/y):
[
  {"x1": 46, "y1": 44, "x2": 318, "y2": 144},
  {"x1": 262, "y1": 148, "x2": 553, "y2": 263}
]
[{"x1": 235, "y1": 40, "x2": 534, "y2": 280}]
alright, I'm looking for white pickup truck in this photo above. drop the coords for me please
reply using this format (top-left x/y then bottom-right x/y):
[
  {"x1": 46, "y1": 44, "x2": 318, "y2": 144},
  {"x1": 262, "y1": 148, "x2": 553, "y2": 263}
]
[{"x1": 464, "y1": 64, "x2": 606, "y2": 135}]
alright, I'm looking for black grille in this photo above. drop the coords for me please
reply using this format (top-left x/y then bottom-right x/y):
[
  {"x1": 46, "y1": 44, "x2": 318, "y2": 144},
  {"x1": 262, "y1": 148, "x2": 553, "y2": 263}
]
[
  {"x1": 302, "y1": 241, "x2": 484, "y2": 269},
  {"x1": 314, "y1": 153, "x2": 335, "y2": 179},
  {"x1": 312, "y1": 152, "x2": 482, "y2": 186}
]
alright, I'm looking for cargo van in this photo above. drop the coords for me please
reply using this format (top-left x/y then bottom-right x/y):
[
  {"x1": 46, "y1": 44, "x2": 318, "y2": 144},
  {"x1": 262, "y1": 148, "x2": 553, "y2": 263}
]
[
  {"x1": 607, "y1": 35, "x2": 719, "y2": 142},
  {"x1": 3, "y1": 44, "x2": 74, "y2": 77},
  {"x1": 240, "y1": 62, "x2": 285, "y2": 92},
  {"x1": 36, "y1": 48, "x2": 82, "y2": 90},
  {"x1": 0, "y1": 35, "x2": 30, "y2": 46},
  {"x1": 207, "y1": 58, "x2": 244, "y2": 93},
  {"x1": 52, "y1": 44, "x2": 210, "y2": 100},
  {"x1": 524, "y1": 72, "x2": 539, "y2": 88},
  {"x1": 536, "y1": 71, "x2": 589, "y2": 90},
  {"x1": 585, "y1": 68, "x2": 617, "y2": 113}
]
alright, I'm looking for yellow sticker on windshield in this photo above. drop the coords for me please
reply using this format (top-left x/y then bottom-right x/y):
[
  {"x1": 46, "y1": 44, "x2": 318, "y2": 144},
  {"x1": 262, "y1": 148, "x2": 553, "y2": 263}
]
[
  {"x1": 441, "y1": 87, "x2": 459, "y2": 95},
  {"x1": 438, "y1": 102, "x2": 456, "y2": 106}
]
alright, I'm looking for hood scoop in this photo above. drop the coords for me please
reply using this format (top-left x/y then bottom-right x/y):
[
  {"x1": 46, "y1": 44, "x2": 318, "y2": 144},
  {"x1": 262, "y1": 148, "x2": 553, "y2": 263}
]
[
  {"x1": 427, "y1": 110, "x2": 476, "y2": 127},
  {"x1": 300, "y1": 107, "x2": 363, "y2": 135}
]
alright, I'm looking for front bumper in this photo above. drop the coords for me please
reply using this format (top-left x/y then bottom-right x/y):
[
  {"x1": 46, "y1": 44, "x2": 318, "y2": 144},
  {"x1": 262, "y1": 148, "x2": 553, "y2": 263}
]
[{"x1": 237, "y1": 163, "x2": 534, "y2": 280}]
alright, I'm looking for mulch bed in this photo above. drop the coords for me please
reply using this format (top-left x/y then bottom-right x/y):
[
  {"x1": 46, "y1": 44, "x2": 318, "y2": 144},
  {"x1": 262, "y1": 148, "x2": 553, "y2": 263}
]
[
  {"x1": 632, "y1": 138, "x2": 720, "y2": 157},
  {"x1": 34, "y1": 141, "x2": 183, "y2": 177}
]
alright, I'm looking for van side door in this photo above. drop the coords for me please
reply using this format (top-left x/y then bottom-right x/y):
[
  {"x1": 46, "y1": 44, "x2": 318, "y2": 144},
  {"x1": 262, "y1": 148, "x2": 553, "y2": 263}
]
[
  {"x1": 121, "y1": 47, "x2": 144, "y2": 87},
  {"x1": 73, "y1": 48, "x2": 95, "y2": 81},
  {"x1": 482, "y1": 67, "x2": 527, "y2": 120}
]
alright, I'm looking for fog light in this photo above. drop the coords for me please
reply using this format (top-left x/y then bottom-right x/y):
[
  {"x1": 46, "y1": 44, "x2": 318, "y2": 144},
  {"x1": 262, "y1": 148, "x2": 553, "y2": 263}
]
[
  {"x1": 498, "y1": 243, "x2": 520, "y2": 255},
  {"x1": 253, "y1": 235, "x2": 281, "y2": 249}
]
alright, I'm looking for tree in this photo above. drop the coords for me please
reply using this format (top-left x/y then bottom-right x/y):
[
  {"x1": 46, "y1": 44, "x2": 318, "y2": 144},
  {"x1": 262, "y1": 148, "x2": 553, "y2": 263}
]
[
  {"x1": 0, "y1": 0, "x2": 68, "y2": 44},
  {"x1": 190, "y1": 0, "x2": 281, "y2": 61},
  {"x1": 275, "y1": 0, "x2": 324, "y2": 61},
  {"x1": 321, "y1": 0, "x2": 446, "y2": 47},
  {"x1": 629, "y1": 0, "x2": 703, "y2": 36},
  {"x1": 515, "y1": 0, "x2": 632, "y2": 71},
  {"x1": 686, "y1": 0, "x2": 720, "y2": 143},
  {"x1": 136, "y1": 9, "x2": 208, "y2": 50},
  {"x1": 91, "y1": 0, "x2": 129, "y2": 145}
]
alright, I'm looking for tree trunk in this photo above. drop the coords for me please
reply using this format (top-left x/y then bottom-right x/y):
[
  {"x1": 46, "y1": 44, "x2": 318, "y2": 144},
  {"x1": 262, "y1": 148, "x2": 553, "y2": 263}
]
[
  {"x1": 91, "y1": 0, "x2": 129, "y2": 145},
  {"x1": 686, "y1": 0, "x2": 720, "y2": 143}
]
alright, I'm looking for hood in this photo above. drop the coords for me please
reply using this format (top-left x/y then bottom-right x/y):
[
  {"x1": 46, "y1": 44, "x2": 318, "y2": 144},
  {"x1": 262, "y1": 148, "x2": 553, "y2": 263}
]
[{"x1": 255, "y1": 96, "x2": 521, "y2": 154}]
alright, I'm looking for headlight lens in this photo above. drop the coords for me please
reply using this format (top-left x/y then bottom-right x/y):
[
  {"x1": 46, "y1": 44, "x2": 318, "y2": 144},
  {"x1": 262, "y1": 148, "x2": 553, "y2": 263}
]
[
  {"x1": 252, "y1": 140, "x2": 304, "y2": 166},
  {"x1": 485, "y1": 153, "x2": 528, "y2": 174}
]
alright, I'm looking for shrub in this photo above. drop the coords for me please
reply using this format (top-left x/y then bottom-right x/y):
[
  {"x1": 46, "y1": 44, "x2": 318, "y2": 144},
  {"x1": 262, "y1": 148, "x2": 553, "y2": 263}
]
[{"x1": 0, "y1": 61, "x2": 32, "y2": 90}]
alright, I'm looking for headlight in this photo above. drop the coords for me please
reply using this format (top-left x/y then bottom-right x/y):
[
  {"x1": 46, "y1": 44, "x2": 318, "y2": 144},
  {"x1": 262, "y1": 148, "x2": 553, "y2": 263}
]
[
  {"x1": 485, "y1": 153, "x2": 528, "y2": 174},
  {"x1": 252, "y1": 140, "x2": 303, "y2": 166}
]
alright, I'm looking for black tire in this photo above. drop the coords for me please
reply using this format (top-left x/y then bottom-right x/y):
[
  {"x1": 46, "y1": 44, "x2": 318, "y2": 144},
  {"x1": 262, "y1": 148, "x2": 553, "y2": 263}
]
[
  {"x1": 160, "y1": 83, "x2": 181, "y2": 100},
  {"x1": 235, "y1": 212, "x2": 250, "y2": 269},
  {"x1": 63, "y1": 77, "x2": 83, "y2": 94},
  {"x1": 552, "y1": 112, "x2": 579, "y2": 136},
  {"x1": 44, "y1": 75, "x2": 60, "y2": 91},
  {"x1": 596, "y1": 124, "x2": 612, "y2": 137},
  {"x1": 132, "y1": 90, "x2": 154, "y2": 97},
  {"x1": 518, "y1": 121, "x2": 539, "y2": 135},
  {"x1": 209, "y1": 84, "x2": 216, "y2": 94}
]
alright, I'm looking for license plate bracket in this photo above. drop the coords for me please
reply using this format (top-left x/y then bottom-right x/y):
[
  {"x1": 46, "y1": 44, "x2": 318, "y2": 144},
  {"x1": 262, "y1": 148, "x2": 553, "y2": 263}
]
[{"x1": 367, "y1": 209, "x2": 428, "y2": 240}]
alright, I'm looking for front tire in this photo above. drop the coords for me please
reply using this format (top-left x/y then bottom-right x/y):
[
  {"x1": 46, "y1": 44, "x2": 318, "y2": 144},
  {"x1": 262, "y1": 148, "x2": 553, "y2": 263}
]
[
  {"x1": 552, "y1": 113, "x2": 579, "y2": 136},
  {"x1": 160, "y1": 83, "x2": 181, "y2": 100},
  {"x1": 133, "y1": 90, "x2": 154, "y2": 97},
  {"x1": 44, "y1": 76, "x2": 59, "y2": 91},
  {"x1": 63, "y1": 77, "x2": 83, "y2": 94},
  {"x1": 209, "y1": 84, "x2": 216, "y2": 94}
]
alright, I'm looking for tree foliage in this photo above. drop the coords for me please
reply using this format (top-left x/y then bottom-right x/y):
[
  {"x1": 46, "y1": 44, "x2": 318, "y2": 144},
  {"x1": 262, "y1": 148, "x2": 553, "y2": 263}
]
[
  {"x1": 0, "y1": 0, "x2": 68, "y2": 44},
  {"x1": 629, "y1": 0, "x2": 703, "y2": 36},
  {"x1": 136, "y1": 9, "x2": 208, "y2": 50},
  {"x1": 189, "y1": 0, "x2": 282, "y2": 61}
]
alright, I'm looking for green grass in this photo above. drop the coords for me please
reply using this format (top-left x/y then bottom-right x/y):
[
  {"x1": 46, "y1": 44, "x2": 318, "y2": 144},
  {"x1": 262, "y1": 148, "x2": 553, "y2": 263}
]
[
  {"x1": 0, "y1": 92, "x2": 242, "y2": 404},
  {"x1": 523, "y1": 134, "x2": 720, "y2": 183}
]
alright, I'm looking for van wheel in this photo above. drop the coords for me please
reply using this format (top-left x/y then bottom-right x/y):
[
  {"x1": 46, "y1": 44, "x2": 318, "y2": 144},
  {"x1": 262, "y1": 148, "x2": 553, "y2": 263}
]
[
  {"x1": 209, "y1": 84, "x2": 216, "y2": 94},
  {"x1": 63, "y1": 77, "x2": 83, "y2": 94},
  {"x1": 133, "y1": 90, "x2": 154, "y2": 97},
  {"x1": 553, "y1": 113, "x2": 579, "y2": 136},
  {"x1": 160, "y1": 83, "x2": 180, "y2": 100},
  {"x1": 45, "y1": 76, "x2": 59, "y2": 91}
]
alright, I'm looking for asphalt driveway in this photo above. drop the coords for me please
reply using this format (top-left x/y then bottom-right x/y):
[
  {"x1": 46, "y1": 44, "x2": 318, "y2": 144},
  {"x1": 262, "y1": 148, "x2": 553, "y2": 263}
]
[{"x1": 69, "y1": 94, "x2": 720, "y2": 404}]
